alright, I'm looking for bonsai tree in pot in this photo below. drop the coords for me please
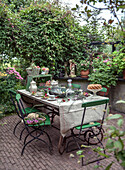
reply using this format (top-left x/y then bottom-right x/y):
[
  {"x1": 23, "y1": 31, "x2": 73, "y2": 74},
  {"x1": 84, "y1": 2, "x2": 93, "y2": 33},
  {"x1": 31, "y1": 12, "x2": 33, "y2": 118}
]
[{"x1": 88, "y1": 55, "x2": 118, "y2": 95}]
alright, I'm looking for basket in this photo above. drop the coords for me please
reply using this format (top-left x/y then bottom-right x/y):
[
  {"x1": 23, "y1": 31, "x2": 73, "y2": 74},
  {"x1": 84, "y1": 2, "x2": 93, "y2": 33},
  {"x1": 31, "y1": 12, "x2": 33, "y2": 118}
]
[{"x1": 26, "y1": 67, "x2": 40, "y2": 76}]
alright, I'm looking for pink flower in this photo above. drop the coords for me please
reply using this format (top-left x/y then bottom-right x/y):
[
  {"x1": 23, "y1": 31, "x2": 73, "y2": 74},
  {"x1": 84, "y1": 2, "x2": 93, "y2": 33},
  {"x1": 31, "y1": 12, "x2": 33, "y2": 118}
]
[
  {"x1": 103, "y1": 59, "x2": 109, "y2": 63},
  {"x1": 34, "y1": 119, "x2": 39, "y2": 123},
  {"x1": 26, "y1": 120, "x2": 33, "y2": 124},
  {"x1": 8, "y1": 19, "x2": 10, "y2": 21},
  {"x1": 97, "y1": 57, "x2": 99, "y2": 59},
  {"x1": 12, "y1": 26, "x2": 14, "y2": 28}
]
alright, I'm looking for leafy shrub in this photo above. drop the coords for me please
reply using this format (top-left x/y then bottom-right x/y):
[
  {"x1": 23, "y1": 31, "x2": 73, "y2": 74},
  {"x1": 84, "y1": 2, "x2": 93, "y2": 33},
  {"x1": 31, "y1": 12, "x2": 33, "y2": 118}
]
[
  {"x1": 0, "y1": 68, "x2": 25, "y2": 114},
  {"x1": 0, "y1": 1, "x2": 90, "y2": 77}
]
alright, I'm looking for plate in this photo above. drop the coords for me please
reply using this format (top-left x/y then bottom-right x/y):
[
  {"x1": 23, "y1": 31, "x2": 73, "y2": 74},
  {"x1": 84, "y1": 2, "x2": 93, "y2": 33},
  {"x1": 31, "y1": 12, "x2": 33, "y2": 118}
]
[{"x1": 47, "y1": 98, "x2": 56, "y2": 101}]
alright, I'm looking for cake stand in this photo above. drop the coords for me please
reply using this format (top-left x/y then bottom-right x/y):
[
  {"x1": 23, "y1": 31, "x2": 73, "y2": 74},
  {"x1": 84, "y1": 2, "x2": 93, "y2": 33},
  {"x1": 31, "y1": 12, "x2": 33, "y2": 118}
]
[{"x1": 87, "y1": 88, "x2": 102, "y2": 97}]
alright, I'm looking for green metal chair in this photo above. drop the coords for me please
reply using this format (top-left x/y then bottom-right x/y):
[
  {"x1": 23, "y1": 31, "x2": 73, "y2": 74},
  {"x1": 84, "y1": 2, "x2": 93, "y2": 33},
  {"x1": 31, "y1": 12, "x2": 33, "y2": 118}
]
[
  {"x1": 16, "y1": 93, "x2": 52, "y2": 155},
  {"x1": 72, "y1": 83, "x2": 81, "y2": 90},
  {"x1": 9, "y1": 89, "x2": 40, "y2": 137},
  {"x1": 64, "y1": 98, "x2": 109, "y2": 166}
]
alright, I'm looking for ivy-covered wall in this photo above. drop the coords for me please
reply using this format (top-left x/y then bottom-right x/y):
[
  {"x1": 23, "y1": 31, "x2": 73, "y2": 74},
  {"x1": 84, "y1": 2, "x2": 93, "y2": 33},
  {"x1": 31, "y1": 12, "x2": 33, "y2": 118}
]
[{"x1": 0, "y1": 1, "x2": 91, "y2": 76}]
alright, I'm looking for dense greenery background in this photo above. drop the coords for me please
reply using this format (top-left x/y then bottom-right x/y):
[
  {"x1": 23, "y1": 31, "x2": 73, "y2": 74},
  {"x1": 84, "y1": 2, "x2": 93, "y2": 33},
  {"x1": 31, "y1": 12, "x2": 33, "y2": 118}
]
[{"x1": 0, "y1": 0, "x2": 124, "y2": 114}]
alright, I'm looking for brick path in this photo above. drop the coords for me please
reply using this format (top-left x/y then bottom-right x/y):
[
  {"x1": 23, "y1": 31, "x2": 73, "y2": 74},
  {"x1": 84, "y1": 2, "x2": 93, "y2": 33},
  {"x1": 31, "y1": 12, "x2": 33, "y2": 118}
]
[{"x1": 0, "y1": 111, "x2": 125, "y2": 170}]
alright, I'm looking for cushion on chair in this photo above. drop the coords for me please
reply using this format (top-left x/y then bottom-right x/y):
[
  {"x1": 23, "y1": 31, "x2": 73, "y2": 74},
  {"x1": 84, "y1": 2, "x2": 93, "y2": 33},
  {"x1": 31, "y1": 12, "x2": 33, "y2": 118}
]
[
  {"x1": 26, "y1": 112, "x2": 39, "y2": 118},
  {"x1": 25, "y1": 114, "x2": 51, "y2": 127},
  {"x1": 75, "y1": 121, "x2": 101, "y2": 130}
]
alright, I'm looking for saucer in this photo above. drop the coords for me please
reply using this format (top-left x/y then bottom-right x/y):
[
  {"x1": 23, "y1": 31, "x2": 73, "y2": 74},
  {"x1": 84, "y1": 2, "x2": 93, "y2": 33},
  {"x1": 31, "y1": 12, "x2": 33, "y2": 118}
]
[{"x1": 47, "y1": 98, "x2": 56, "y2": 101}]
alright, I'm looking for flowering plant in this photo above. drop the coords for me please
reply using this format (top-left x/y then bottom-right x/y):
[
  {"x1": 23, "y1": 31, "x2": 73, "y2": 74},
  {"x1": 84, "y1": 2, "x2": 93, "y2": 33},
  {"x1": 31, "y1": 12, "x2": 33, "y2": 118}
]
[
  {"x1": 6, "y1": 67, "x2": 23, "y2": 80},
  {"x1": 0, "y1": 67, "x2": 24, "y2": 113},
  {"x1": 112, "y1": 47, "x2": 125, "y2": 74},
  {"x1": 88, "y1": 55, "x2": 117, "y2": 88},
  {"x1": 77, "y1": 59, "x2": 90, "y2": 72},
  {"x1": 41, "y1": 67, "x2": 49, "y2": 75},
  {"x1": 41, "y1": 67, "x2": 49, "y2": 71}
]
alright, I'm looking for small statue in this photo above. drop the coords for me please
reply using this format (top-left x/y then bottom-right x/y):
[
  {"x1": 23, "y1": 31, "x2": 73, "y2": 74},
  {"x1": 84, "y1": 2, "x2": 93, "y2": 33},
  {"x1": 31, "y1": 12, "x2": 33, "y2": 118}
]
[
  {"x1": 69, "y1": 59, "x2": 76, "y2": 77},
  {"x1": 64, "y1": 62, "x2": 68, "y2": 78}
]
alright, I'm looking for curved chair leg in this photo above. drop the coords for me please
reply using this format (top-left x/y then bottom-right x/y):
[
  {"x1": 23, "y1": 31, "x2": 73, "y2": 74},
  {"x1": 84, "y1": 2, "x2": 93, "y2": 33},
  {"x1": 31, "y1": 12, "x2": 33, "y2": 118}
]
[
  {"x1": 20, "y1": 127, "x2": 26, "y2": 140},
  {"x1": 21, "y1": 138, "x2": 35, "y2": 156},
  {"x1": 21, "y1": 131, "x2": 53, "y2": 155},
  {"x1": 13, "y1": 120, "x2": 21, "y2": 136},
  {"x1": 84, "y1": 127, "x2": 103, "y2": 145},
  {"x1": 23, "y1": 128, "x2": 37, "y2": 144}
]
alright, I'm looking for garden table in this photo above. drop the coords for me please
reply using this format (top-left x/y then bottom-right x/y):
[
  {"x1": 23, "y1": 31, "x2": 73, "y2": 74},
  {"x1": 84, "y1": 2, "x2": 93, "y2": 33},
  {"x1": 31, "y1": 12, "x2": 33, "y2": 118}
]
[{"x1": 17, "y1": 89, "x2": 109, "y2": 151}]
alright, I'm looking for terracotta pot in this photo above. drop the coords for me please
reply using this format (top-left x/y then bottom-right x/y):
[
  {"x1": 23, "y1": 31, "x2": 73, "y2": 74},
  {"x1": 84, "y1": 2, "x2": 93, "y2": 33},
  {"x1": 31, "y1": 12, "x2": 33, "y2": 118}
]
[
  {"x1": 80, "y1": 69, "x2": 89, "y2": 78},
  {"x1": 98, "y1": 86, "x2": 110, "y2": 97},
  {"x1": 123, "y1": 69, "x2": 125, "y2": 79}
]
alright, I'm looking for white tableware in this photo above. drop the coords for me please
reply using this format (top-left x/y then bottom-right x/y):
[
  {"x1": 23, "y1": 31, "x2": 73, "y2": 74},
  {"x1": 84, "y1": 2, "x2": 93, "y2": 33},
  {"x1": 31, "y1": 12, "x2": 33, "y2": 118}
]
[
  {"x1": 29, "y1": 80, "x2": 37, "y2": 93},
  {"x1": 87, "y1": 88, "x2": 102, "y2": 97},
  {"x1": 48, "y1": 95, "x2": 55, "y2": 100}
]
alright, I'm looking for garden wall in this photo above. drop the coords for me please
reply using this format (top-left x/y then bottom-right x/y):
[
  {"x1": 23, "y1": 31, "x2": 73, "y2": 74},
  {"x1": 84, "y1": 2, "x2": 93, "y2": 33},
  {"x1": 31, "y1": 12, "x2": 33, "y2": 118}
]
[{"x1": 54, "y1": 77, "x2": 125, "y2": 113}]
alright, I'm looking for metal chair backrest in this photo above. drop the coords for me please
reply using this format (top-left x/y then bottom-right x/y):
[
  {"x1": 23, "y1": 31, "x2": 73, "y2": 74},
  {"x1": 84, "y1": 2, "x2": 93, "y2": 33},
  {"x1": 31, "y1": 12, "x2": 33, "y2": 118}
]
[
  {"x1": 72, "y1": 83, "x2": 81, "y2": 89},
  {"x1": 9, "y1": 89, "x2": 22, "y2": 119},
  {"x1": 79, "y1": 98, "x2": 109, "y2": 134},
  {"x1": 16, "y1": 94, "x2": 27, "y2": 122}
]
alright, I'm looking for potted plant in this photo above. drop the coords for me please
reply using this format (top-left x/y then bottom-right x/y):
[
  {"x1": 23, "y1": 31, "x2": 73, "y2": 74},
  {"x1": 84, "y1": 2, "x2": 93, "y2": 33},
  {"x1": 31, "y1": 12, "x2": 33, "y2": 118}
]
[
  {"x1": 77, "y1": 59, "x2": 90, "y2": 78},
  {"x1": 112, "y1": 47, "x2": 125, "y2": 79},
  {"x1": 41, "y1": 67, "x2": 49, "y2": 75},
  {"x1": 88, "y1": 55, "x2": 118, "y2": 95}
]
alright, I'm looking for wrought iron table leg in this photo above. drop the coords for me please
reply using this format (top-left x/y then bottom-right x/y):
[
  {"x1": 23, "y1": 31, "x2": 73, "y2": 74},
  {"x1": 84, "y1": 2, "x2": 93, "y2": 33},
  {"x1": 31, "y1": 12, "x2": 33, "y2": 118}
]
[{"x1": 58, "y1": 135, "x2": 66, "y2": 155}]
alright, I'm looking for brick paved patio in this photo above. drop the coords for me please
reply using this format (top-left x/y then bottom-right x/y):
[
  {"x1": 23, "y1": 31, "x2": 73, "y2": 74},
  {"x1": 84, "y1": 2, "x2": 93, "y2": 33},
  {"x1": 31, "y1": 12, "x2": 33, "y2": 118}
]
[{"x1": 0, "y1": 111, "x2": 125, "y2": 170}]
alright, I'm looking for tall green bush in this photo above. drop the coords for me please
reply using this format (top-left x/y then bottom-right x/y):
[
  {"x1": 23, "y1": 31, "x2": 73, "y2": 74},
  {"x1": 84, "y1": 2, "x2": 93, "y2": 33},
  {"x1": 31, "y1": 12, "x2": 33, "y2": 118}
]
[{"x1": 0, "y1": 1, "x2": 91, "y2": 76}]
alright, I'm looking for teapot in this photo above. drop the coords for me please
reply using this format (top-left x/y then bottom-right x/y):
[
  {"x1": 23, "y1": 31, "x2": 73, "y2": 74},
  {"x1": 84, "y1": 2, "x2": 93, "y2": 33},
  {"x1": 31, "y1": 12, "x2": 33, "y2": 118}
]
[{"x1": 29, "y1": 80, "x2": 37, "y2": 93}]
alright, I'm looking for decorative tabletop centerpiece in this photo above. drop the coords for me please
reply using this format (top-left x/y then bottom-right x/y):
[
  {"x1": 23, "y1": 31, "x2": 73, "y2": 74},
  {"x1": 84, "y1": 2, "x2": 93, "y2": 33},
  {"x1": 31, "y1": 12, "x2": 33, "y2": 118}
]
[
  {"x1": 41, "y1": 67, "x2": 49, "y2": 75},
  {"x1": 26, "y1": 62, "x2": 40, "y2": 76}
]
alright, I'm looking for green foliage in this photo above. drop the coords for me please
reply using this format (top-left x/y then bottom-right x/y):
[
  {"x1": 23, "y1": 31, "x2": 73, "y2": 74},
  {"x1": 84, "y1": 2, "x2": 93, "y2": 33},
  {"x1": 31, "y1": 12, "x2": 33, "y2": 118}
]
[
  {"x1": 104, "y1": 113, "x2": 125, "y2": 169},
  {"x1": 76, "y1": 112, "x2": 125, "y2": 169},
  {"x1": 112, "y1": 47, "x2": 125, "y2": 74},
  {"x1": 74, "y1": 0, "x2": 125, "y2": 32},
  {"x1": 76, "y1": 57, "x2": 90, "y2": 73},
  {"x1": 0, "y1": 1, "x2": 91, "y2": 77},
  {"x1": 0, "y1": 69, "x2": 25, "y2": 113},
  {"x1": 88, "y1": 55, "x2": 118, "y2": 88}
]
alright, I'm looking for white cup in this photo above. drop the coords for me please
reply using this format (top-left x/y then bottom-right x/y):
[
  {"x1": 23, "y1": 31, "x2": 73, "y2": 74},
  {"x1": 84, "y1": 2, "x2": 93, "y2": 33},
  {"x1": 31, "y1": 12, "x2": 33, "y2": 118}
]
[{"x1": 49, "y1": 95, "x2": 55, "y2": 100}]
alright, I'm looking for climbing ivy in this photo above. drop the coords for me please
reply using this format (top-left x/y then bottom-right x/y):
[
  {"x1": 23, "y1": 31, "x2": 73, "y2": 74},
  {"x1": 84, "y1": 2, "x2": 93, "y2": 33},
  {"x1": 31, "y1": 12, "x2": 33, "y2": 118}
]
[{"x1": 0, "y1": 1, "x2": 91, "y2": 76}]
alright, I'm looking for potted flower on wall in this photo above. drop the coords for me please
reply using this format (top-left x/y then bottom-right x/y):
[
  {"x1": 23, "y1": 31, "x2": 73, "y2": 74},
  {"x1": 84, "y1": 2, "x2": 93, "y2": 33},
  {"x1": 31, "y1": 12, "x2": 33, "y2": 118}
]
[
  {"x1": 77, "y1": 58, "x2": 90, "y2": 78},
  {"x1": 88, "y1": 55, "x2": 118, "y2": 95},
  {"x1": 112, "y1": 47, "x2": 125, "y2": 79}
]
